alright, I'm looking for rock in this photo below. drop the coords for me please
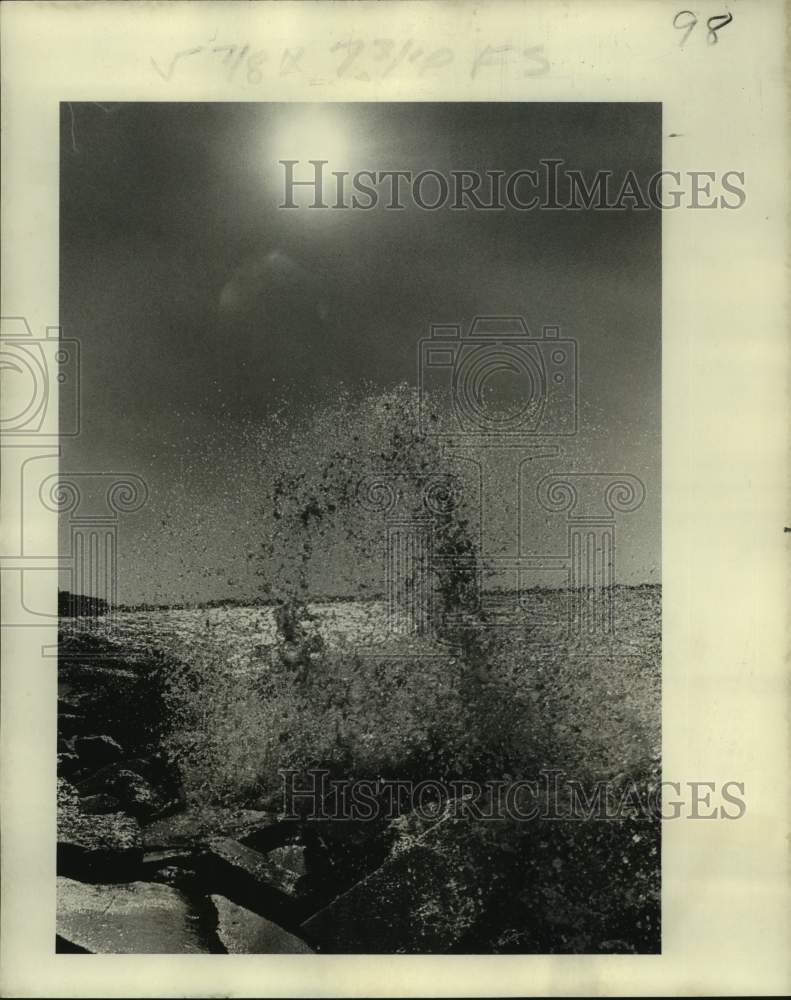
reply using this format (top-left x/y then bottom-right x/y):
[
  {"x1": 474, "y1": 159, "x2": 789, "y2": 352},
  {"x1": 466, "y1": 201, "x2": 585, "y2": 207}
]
[
  {"x1": 57, "y1": 877, "x2": 209, "y2": 953},
  {"x1": 210, "y1": 838, "x2": 303, "y2": 894},
  {"x1": 79, "y1": 793, "x2": 122, "y2": 815},
  {"x1": 58, "y1": 637, "x2": 172, "y2": 759},
  {"x1": 75, "y1": 757, "x2": 180, "y2": 820},
  {"x1": 299, "y1": 816, "x2": 390, "y2": 895},
  {"x1": 301, "y1": 801, "x2": 520, "y2": 953},
  {"x1": 58, "y1": 778, "x2": 142, "y2": 880},
  {"x1": 200, "y1": 838, "x2": 303, "y2": 923},
  {"x1": 142, "y1": 847, "x2": 201, "y2": 869},
  {"x1": 73, "y1": 735, "x2": 124, "y2": 771},
  {"x1": 140, "y1": 848, "x2": 206, "y2": 890},
  {"x1": 58, "y1": 809, "x2": 143, "y2": 880},
  {"x1": 142, "y1": 806, "x2": 281, "y2": 850},
  {"x1": 76, "y1": 755, "x2": 159, "y2": 790},
  {"x1": 58, "y1": 713, "x2": 85, "y2": 740},
  {"x1": 267, "y1": 844, "x2": 306, "y2": 878},
  {"x1": 58, "y1": 694, "x2": 84, "y2": 713},
  {"x1": 56, "y1": 934, "x2": 91, "y2": 953},
  {"x1": 57, "y1": 752, "x2": 80, "y2": 778},
  {"x1": 107, "y1": 770, "x2": 161, "y2": 820},
  {"x1": 73, "y1": 760, "x2": 125, "y2": 794},
  {"x1": 210, "y1": 895, "x2": 313, "y2": 954},
  {"x1": 147, "y1": 864, "x2": 193, "y2": 889}
]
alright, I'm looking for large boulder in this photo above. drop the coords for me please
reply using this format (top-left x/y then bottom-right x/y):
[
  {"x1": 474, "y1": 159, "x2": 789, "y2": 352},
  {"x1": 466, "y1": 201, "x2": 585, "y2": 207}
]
[
  {"x1": 210, "y1": 895, "x2": 313, "y2": 954},
  {"x1": 301, "y1": 799, "x2": 520, "y2": 953},
  {"x1": 299, "y1": 815, "x2": 390, "y2": 891},
  {"x1": 57, "y1": 752, "x2": 80, "y2": 779},
  {"x1": 136, "y1": 837, "x2": 308, "y2": 919},
  {"x1": 142, "y1": 806, "x2": 281, "y2": 851},
  {"x1": 200, "y1": 837, "x2": 306, "y2": 924},
  {"x1": 58, "y1": 712, "x2": 85, "y2": 740},
  {"x1": 73, "y1": 735, "x2": 124, "y2": 772},
  {"x1": 57, "y1": 877, "x2": 210, "y2": 953}
]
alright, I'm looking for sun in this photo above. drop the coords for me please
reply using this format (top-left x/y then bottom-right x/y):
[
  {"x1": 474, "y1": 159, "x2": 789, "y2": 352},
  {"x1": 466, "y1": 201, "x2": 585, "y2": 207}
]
[
  {"x1": 270, "y1": 105, "x2": 351, "y2": 173},
  {"x1": 265, "y1": 105, "x2": 356, "y2": 211}
]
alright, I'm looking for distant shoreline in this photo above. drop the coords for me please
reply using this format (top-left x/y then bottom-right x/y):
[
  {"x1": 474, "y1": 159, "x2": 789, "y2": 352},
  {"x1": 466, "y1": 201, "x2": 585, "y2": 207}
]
[{"x1": 59, "y1": 583, "x2": 662, "y2": 616}]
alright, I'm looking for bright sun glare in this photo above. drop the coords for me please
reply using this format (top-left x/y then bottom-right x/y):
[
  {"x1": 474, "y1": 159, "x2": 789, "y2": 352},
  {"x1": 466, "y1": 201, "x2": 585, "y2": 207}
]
[{"x1": 271, "y1": 107, "x2": 351, "y2": 172}]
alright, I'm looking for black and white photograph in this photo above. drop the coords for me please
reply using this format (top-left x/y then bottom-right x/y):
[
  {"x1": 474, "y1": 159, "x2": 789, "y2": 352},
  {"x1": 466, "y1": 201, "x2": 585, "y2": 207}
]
[
  {"x1": 55, "y1": 101, "x2": 661, "y2": 954},
  {"x1": 1, "y1": 1, "x2": 788, "y2": 995}
]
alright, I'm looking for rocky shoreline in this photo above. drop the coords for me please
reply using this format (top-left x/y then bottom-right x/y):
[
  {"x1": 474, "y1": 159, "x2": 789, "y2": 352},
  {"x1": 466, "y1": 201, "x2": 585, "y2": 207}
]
[
  {"x1": 57, "y1": 628, "x2": 660, "y2": 954},
  {"x1": 58, "y1": 634, "x2": 317, "y2": 953}
]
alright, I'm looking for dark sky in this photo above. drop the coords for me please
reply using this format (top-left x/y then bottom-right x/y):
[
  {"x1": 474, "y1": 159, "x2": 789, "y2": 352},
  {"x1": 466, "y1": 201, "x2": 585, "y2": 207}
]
[{"x1": 60, "y1": 102, "x2": 660, "y2": 603}]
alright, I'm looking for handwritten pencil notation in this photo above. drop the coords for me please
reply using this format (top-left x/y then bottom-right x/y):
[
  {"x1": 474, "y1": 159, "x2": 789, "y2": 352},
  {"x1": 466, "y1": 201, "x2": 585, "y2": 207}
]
[{"x1": 150, "y1": 37, "x2": 550, "y2": 86}]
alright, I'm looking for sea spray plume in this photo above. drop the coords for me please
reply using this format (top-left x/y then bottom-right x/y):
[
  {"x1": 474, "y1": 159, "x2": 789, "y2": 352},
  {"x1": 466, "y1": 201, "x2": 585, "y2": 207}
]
[
  {"x1": 256, "y1": 384, "x2": 481, "y2": 661},
  {"x1": 159, "y1": 384, "x2": 658, "y2": 819}
]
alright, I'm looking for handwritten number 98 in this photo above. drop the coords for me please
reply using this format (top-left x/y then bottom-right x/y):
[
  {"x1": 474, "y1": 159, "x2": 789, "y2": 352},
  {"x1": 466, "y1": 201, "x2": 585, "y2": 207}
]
[{"x1": 673, "y1": 10, "x2": 733, "y2": 46}]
